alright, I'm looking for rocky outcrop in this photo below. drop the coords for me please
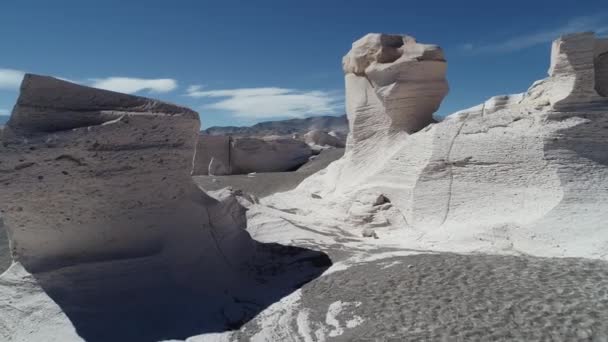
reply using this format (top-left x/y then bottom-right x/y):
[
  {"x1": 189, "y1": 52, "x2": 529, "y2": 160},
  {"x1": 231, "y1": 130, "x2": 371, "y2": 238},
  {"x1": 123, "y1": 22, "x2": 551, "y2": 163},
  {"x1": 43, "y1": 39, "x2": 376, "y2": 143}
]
[
  {"x1": 303, "y1": 129, "x2": 346, "y2": 148},
  {"x1": 291, "y1": 32, "x2": 608, "y2": 259},
  {"x1": 529, "y1": 32, "x2": 608, "y2": 110},
  {"x1": 192, "y1": 135, "x2": 312, "y2": 175},
  {"x1": 0, "y1": 75, "x2": 257, "y2": 275},
  {"x1": 342, "y1": 34, "x2": 448, "y2": 140},
  {"x1": 3, "y1": 75, "x2": 204, "y2": 271},
  {"x1": 0, "y1": 75, "x2": 330, "y2": 341}
]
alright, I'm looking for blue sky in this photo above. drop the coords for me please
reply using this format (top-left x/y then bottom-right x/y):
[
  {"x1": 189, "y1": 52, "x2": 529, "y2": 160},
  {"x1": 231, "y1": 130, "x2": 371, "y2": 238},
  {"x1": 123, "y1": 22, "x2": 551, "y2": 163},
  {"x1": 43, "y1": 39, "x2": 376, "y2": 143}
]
[{"x1": 1, "y1": 0, "x2": 607, "y2": 128}]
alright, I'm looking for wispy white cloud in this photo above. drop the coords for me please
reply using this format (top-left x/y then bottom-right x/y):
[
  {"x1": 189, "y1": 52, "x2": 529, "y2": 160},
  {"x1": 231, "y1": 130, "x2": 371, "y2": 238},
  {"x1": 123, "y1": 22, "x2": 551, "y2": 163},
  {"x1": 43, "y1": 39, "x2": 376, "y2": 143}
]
[
  {"x1": 90, "y1": 77, "x2": 177, "y2": 94},
  {"x1": 0, "y1": 68, "x2": 25, "y2": 90},
  {"x1": 186, "y1": 86, "x2": 343, "y2": 119},
  {"x1": 0, "y1": 108, "x2": 9, "y2": 115},
  {"x1": 461, "y1": 14, "x2": 608, "y2": 54},
  {"x1": 0, "y1": 68, "x2": 178, "y2": 96}
]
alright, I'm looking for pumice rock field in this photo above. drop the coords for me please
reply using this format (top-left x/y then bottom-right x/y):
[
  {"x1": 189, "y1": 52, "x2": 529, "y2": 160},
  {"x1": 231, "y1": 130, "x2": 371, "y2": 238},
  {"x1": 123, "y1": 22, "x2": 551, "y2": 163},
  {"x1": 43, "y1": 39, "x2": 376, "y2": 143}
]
[{"x1": 1, "y1": 31, "x2": 608, "y2": 341}]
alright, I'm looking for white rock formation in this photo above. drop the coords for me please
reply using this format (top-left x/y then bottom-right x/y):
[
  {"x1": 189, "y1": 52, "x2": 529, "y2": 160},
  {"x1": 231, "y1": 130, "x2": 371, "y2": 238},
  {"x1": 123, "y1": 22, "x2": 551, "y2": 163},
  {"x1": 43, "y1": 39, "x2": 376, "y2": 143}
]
[
  {"x1": 342, "y1": 33, "x2": 448, "y2": 138},
  {"x1": 262, "y1": 31, "x2": 608, "y2": 260},
  {"x1": 0, "y1": 74, "x2": 255, "y2": 274},
  {"x1": 0, "y1": 75, "x2": 263, "y2": 340},
  {"x1": 303, "y1": 129, "x2": 346, "y2": 148},
  {"x1": 2, "y1": 32, "x2": 608, "y2": 342},
  {"x1": 193, "y1": 135, "x2": 312, "y2": 175}
]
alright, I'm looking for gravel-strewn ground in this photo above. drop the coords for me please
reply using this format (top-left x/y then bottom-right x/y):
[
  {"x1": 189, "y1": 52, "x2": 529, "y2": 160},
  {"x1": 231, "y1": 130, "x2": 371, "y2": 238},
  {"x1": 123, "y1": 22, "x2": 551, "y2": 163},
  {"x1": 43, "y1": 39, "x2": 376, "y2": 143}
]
[
  {"x1": 233, "y1": 253, "x2": 608, "y2": 341},
  {"x1": 194, "y1": 148, "x2": 344, "y2": 198}
]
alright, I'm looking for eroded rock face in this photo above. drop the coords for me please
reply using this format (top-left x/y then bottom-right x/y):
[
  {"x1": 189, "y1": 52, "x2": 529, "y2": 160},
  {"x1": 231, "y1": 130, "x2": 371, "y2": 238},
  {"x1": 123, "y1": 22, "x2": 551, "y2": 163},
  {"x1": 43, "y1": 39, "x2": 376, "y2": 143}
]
[
  {"x1": 343, "y1": 33, "x2": 448, "y2": 140},
  {"x1": 192, "y1": 135, "x2": 312, "y2": 175},
  {"x1": 0, "y1": 74, "x2": 251, "y2": 274},
  {"x1": 533, "y1": 32, "x2": 608, "y2": 109},
  {"x1": 292, "y1": 32, "x2": 608, "y2": 259}
]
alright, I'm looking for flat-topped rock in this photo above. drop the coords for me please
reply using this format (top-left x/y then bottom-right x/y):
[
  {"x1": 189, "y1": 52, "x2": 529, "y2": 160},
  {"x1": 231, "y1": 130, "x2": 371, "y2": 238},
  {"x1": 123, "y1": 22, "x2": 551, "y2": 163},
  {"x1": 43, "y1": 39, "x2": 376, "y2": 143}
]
[
  {"x1": 0, "y1": 74, "x2": 250, "y2": 273},
  {"x1": 529, "y1": 32, "x2": 608, "y2": 109},
  {"x1": 8, "y1": 74, "x2": 197, "y2": 134}
]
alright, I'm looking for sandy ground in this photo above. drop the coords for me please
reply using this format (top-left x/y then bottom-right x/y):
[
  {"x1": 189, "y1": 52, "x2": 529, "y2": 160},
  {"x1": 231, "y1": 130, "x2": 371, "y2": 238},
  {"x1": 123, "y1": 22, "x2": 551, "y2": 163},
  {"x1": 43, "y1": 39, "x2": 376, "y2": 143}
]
[
  {"x1": 194, "y1": 148, "x2": 344, "y2": 198},
  {"x1": 230, "y1": 253, "x2": 608, "y2": 341}
]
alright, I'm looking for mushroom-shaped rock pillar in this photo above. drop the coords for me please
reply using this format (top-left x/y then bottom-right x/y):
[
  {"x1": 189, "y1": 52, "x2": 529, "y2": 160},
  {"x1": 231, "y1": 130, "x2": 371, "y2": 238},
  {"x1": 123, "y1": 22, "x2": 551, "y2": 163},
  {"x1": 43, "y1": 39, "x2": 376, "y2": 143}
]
[{"x1": 342, "y1": 34, "x2": 449, "y2": 142}]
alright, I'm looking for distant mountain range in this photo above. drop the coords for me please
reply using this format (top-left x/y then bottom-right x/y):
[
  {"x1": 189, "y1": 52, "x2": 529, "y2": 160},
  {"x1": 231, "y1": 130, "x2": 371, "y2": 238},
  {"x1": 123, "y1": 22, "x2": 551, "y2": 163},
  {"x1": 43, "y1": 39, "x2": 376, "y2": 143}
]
[
  {"x1": 203, "y1": 115, "x2": 348, "y2": 137},
  {"x1": 1, "y1": 115, "x2": 350, "y2": 135}
]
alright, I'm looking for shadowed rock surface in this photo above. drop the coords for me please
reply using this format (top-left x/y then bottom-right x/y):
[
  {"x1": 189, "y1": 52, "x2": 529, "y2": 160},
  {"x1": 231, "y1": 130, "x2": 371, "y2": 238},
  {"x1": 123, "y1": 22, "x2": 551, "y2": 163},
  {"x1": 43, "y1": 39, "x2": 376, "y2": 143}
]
[
  {"x1": 192, "y1": 135, "x2": 313, "y2": 176},
  {"x1": 194, "y1": 148, "x2": 345, "y2": 197},
  {"x1": 0, "y1": 75, "x2": 331, "y2": 341}
]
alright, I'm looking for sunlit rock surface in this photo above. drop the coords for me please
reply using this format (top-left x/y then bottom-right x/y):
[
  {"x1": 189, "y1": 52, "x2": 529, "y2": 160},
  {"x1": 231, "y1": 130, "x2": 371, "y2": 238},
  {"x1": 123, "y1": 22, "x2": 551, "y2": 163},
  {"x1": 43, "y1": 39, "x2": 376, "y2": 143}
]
[
  {"x1": 227, "y1": 31, "x2": 608, "y2": 340},
  {"x1": 271, "y1": 31, "x2": 608, "y2": 259}
]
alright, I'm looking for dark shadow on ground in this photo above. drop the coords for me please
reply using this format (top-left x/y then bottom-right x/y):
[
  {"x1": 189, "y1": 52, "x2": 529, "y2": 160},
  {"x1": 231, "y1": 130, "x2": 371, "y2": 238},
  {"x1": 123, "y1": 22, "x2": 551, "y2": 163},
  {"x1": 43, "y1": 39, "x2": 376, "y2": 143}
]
[
  {"x1": 0, "y1": 219, "x2": 10, "y2": 273},
  {"x1": 32, "y1": 241, "x2": 331, "y2": 342}
]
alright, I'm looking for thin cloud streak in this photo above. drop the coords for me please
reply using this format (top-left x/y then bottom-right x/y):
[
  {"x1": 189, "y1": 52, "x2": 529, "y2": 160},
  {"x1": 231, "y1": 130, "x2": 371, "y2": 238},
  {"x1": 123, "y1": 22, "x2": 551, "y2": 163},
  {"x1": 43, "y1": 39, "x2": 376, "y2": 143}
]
[
  {"x1": 90, "y1": 77, "x2": 178, "y2": 94},
  {"x1": 461, "y1": 14, "x2": 608, "y2": 54},
  {"x1": 187, "y1": 86, "x2": 343, "y2": 119},
  {"x1": 0, "y1": 68, "x2": 25, "y2": 90},
  {"x1": 0, "y1": 68, "x2": 179, "y2": 95}
]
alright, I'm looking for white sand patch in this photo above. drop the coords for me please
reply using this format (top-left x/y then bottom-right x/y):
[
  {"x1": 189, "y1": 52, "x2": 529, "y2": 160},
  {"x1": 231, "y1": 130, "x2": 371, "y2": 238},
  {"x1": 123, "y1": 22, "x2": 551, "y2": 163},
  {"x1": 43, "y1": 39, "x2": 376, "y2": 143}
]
[
  {"x1": 184, "y1": 332, "x2": 233, "y2": 342},
  {"x1": 249, "y1": 290, "x2": 303, "y2": 342},
  {"x1": 296, "y1": 310, "x2": 316, "y2": 342},
  {"x1": 324, "y1": 301, "x2": 364, "y2": 338}
]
